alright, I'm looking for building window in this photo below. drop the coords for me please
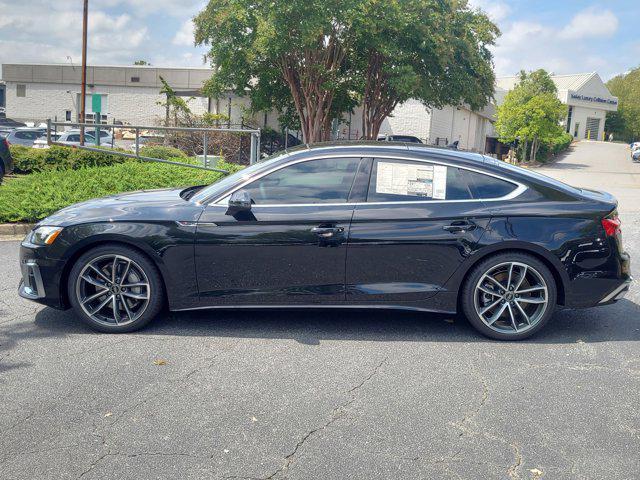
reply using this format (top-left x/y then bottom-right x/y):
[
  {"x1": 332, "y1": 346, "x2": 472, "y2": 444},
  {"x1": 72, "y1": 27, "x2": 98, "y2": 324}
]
[
  {"x1": 566, "y1": 106, "x2": 573, "y2": 133},
  {"x1": 16, "y1": 84, "x2": 26, "y2": 97},
  {"x1": 65, "y1": 110, "x2": 72, "y2": 122},
  {"x1": 131, "y1": 76, "x2": 140, "y2": 83}
]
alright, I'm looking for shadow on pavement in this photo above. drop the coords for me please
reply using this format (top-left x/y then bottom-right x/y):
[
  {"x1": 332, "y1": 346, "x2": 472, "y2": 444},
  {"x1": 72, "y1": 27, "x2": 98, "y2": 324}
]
[{"x1": 19, "y1": 297, "x2": 640, "y2": 347}]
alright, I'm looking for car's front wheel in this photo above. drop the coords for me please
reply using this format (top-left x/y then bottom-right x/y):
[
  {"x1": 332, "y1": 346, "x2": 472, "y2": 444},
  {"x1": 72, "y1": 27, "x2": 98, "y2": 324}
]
[
  {"x1": 68, "y1": 244, "x2": 165, "y2": 333},
  {"x1": 461, "y1": 252, "x2": 557, "y2": 340}
]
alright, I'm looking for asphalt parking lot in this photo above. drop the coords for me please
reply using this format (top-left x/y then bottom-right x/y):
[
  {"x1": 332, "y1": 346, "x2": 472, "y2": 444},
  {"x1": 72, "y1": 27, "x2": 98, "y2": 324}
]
[{"x1": 1, "y1": 141, "x2": 638, "y2": 480}]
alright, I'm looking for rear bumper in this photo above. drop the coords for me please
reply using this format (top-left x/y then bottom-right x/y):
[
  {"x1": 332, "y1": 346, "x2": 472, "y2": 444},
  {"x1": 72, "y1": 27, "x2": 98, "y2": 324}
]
[{"x1": 597, "y1": 277, "x2": 633, "y2": 305}]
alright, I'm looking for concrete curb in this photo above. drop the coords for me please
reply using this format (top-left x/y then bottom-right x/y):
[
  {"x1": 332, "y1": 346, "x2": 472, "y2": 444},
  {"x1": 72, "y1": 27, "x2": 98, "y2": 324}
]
[{"x1": 0, "y1": 223, "x2": 34, "y2": 236}]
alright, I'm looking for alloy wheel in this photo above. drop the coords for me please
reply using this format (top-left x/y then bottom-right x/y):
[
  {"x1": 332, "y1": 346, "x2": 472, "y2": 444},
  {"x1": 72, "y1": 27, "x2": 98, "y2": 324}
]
[
  {"x1": 75, "y1": 254, "x2": 151, "y2": 327},
  {"x1": 473, "y1": 261, "x2": 549, "y2": 334}
]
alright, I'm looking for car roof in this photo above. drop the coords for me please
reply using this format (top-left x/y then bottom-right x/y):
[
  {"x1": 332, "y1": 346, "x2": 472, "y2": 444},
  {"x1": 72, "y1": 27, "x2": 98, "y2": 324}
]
[
  {"x1": 274, "y1": 141, "x2": 584, "y2": 195},
  {"x1": 281, "y1": 141, "x2": 487, "y2": 169}
]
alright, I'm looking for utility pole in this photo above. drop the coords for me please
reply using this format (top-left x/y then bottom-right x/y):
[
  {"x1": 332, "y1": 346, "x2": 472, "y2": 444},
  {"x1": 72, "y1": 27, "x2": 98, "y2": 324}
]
[{"x1": 79, "y1": 0, "x2": 88, "y2": 145}]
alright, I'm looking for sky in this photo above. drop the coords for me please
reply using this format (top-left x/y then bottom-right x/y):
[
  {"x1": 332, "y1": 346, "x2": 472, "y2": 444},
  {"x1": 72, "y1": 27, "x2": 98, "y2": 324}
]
[{"x1": 0, "y1": 0, "x2": 638, "y2": 81}]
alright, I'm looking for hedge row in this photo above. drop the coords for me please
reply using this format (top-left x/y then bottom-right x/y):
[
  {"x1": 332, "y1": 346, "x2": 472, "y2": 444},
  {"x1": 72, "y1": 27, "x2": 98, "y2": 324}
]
[
  {"x1": 0, "y1": 159, "x2": 242, "y2": 223},
  {"x1": 537, "y1": 132, "x2": 574, "y2": 161},
  {"x1": 9, "y1": 144, "x2": 188, "y2": 174}
]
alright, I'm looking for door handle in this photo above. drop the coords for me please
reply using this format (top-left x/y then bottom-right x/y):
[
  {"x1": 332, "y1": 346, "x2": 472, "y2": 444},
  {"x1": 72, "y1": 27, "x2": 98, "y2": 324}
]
[
  {"x1": 443, "y1": 221, "x2": 476, "y2": 233},
  {"x1": 311, "y1": 226, "x2": 344, "y2": 238}
]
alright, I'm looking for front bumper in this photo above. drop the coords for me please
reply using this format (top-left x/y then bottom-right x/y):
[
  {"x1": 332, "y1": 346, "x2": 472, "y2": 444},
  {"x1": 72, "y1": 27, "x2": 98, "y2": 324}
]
[{"x1": 18, "y1": 243, "x2": 68, "y2": 309}]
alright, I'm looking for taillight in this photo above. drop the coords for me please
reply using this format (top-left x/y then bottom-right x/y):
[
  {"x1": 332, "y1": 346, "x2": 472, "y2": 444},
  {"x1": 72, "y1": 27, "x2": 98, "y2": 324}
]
[{"x1": 602, "y1": 214, "x2": 621, "y2": 237}]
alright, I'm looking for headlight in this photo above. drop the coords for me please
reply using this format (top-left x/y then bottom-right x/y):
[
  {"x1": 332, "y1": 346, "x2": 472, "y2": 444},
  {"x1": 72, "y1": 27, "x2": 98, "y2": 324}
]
[{"x1": 28, "y1": 226, "x2": 63, "y2": 245}]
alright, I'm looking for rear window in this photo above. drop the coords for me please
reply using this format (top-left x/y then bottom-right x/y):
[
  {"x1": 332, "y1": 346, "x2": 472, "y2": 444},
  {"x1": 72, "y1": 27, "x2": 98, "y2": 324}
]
[{"x1": 465, "y1": 170, "x2": 517, "y2": 199}]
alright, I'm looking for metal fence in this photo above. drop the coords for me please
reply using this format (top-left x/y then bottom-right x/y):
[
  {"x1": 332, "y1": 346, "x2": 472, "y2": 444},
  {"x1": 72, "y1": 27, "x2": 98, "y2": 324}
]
[{"x1": 46, "y1": 120, "x2": 262, "y2": 173}]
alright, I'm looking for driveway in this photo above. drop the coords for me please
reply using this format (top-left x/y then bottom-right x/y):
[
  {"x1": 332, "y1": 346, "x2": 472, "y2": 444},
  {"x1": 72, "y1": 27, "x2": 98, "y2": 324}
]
[{"x1": 1, "y1": 141, "x2": 638, "y2": 480}]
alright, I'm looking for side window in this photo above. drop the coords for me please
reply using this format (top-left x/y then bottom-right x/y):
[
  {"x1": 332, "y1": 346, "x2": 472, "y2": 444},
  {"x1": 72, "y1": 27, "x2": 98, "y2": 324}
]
[
  {"x1": 465, "y1": 170, "x2": 517, "y2": 199},
  {"x1": 16, "y1": 131, "x2": 38, "y2": 140},
  {"x1": 367, "y1": 158, "x2": 473, "y2": 202},
  {"x1": 243, "y1": 157, "x2": 361, "y2": 205},
  {"x1": 67, "y1": 134, "x2": 80, "y2": 142}
]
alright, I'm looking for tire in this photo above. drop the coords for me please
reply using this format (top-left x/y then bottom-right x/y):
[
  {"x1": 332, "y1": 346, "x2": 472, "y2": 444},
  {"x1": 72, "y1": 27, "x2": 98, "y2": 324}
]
[
  {"x1": 68, "y1": 244, "x2": 165, "y2": 333},
  {"x1": 460, "y1": 252, "x2": 557, "y2": 340}
]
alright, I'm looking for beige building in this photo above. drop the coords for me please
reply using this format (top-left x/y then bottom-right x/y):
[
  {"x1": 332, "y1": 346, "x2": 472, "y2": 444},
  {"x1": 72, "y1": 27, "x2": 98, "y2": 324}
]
[{"x1": 495, "y1": 72, "x2": 618, "y2": 142}]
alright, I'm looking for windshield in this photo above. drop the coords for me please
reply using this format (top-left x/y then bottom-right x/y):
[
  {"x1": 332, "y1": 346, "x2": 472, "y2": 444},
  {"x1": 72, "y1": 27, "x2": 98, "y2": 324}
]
[{"x1": 190, "y1": 153, "x2": 288, "y2": 204}]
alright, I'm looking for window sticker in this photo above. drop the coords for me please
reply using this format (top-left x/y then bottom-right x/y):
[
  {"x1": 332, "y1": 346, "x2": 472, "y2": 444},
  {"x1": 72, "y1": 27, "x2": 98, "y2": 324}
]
[{"x1": 376, "y1": 162, "x2": 447, "y2": 199}]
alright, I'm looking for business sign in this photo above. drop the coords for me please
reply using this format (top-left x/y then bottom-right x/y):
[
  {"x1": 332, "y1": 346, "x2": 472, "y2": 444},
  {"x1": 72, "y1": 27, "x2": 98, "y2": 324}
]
[
  {"x1": 91, "y1": 93, "x2": 102, "y2": 114},
  {"x1": 569, "y1": 93, "x2": 618, "y2": 106}
]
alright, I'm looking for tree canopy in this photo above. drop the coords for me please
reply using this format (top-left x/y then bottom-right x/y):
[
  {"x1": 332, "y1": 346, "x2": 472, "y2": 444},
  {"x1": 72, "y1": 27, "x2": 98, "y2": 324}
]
[
  {"x1": 495, "y1": 69, "x2": 566, "y2": 162},
  {"x1": 606, "y1": 67, "x2": 640, "y2": 142},
  {"x1": 194, "y1": 0, "x2": 498, "y2": 143}
]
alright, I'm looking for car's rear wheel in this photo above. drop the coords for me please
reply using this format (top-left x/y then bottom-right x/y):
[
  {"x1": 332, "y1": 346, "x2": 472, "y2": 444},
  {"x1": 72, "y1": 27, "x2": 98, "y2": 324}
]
[
  {"x1": 461, "y1": 252, "x2": 557, "y2": 340},
  {"x1": 68, "y1": 244, "x2": 164, "y2": 333}
]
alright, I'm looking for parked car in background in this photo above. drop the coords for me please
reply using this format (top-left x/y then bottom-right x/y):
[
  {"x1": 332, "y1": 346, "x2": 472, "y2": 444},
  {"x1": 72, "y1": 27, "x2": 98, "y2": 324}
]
[
  {"x1": 65, "y1": 128, "x2": 114, "y2": 146},
  {"x1": 0, "y1": 135, "x2": 14, "y2": 181},
  {"x1": 0, "y1": 127, "x2": 15, "y2": 137},
  {"x1": 377, "y1": 134, "x2": 423, "y2": 143},
  {"x1": 632, "y1": 148, "x2": 640, "y2": 162},
  {"x1": 32, "y1": 133, "x2": 62, "y2": 149},
  {"x1": 18, "y1": 142, "x2": 631, "y2": 340},
  {"x1": 54, "y1": 131, "x2": 98, "y2": 146},
  {"x1": 4, "y1": 128, "x2": 47, "y2": 147}
]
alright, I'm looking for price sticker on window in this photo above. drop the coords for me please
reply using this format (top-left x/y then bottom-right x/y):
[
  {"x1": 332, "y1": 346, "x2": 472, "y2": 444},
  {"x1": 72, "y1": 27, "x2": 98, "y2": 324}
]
[{"x1": 376, "y1": 162, "x2": 447, "y2": 199}]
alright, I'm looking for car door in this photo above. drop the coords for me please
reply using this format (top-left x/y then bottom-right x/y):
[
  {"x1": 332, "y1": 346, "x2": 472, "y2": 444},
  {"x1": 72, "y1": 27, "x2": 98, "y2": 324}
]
[
  {"x1": 346, "y1": 156, "x2": 497, "y2": 304},
  {"x1": 194, "y1": 156, "x2": 365, "y2": 305}
]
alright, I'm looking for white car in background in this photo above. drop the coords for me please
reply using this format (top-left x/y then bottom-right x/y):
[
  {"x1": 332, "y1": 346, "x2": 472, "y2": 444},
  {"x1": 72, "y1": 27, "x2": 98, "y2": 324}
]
[
  {"x1": 32, "y1": 133, "x2": 62, "y2": 149},
  {"x1": 33, "y1": 130, "x2": 114, "y2": 148}
]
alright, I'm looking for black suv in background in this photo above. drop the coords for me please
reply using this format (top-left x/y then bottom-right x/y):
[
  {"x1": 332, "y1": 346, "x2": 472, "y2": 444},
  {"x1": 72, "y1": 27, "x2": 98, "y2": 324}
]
[{"x1": 0, "y1": 134, "x2": 13, "y2": 181}]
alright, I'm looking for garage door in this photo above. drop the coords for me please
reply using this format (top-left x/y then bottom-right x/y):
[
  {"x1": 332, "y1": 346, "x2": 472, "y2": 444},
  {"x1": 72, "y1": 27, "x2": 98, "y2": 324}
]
[{"x1": 585, "y1": 117, "x2": 600, "y2": 140}]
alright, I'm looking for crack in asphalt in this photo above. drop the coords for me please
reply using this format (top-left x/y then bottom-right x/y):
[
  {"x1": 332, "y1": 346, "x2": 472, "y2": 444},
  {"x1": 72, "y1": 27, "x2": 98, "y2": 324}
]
[
  {"x1": 507, "y1": 442, "x2": 522, "y2": 480},
  {"x1": 76, "y1": 351, "x2": 227, "y2": 479},
  {"x1": 248, "y1": 356, "x2": 390, "y2": 480},
  {"x1": 451, "y1": 372, "x2": 526, "y2": 479}
]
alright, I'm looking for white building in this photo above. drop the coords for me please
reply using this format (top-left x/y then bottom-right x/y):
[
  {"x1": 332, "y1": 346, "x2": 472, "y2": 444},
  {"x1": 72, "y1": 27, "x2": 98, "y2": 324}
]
[
  {"x1": 336, "y1": 100, "x2": 495, "y2": 152},
  {"x1": 495, "y1": 72, "x2": 618, "y2": 142},
  {"x1": 2, "y1": 62, "x2": 495, "y2": 152},
  {"x1": 1, "y1": 63, "x2": 252, "y2": 126}
]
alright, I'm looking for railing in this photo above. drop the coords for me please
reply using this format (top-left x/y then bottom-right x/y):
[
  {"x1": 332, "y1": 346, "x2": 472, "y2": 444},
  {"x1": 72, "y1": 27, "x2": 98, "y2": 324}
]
[{"x1": 46, "y1": 120, "x2": 262, "y2": 173}]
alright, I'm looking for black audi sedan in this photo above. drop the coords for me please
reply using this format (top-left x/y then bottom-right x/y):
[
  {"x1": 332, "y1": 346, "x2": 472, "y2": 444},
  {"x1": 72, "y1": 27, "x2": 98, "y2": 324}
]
[{"x1": 19, "y1": 142, "x2": 631, "y2": 340}]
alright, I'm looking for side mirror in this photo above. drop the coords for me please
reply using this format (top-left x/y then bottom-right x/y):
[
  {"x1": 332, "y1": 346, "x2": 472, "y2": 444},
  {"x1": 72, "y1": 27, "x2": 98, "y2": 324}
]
[{"x1": 226, "y1": 189, "x2": 252, "y2": 216}]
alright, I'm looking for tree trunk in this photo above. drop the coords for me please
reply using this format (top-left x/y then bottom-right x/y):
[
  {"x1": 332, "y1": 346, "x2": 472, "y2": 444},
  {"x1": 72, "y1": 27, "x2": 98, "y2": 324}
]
[
  {"x1": 530, "y1": 137, "x2": 536, "y2": 162},
  {"x1": 278, "y1": 34, "x2": 345, "y2": 144},
  {"x1": 361, "y1": 50, "x2": 400, "y2": 140}
]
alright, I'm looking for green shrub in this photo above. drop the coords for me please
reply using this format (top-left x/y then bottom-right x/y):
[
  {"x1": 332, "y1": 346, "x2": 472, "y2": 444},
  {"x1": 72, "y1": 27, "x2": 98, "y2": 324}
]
[
  {"x1": 138, "y1": 145, "x2": 187, "y2": 159},
  {"x1": 10, "y1": 145, "x2": 125, "y2": 174},
  {"x1": 537, "y1": 132, "x2": 573, "y2": 161},
  {"x1": 9, "y1": 144, "x2": 195, "y2": 174},
  {"x1": 0, "y1": 160, "x2": 243, "y2": 223}
]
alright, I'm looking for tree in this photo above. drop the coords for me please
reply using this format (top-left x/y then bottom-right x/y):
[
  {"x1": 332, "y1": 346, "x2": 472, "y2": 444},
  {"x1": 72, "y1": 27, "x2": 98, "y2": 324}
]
[
  {"x1": 495, "y1": 69, "x2": 566, "y2": 162},
  {"x1": 606, "y1": 67, "x2": 640, "y2": 142},
  {"x1": 353, "y1": 0, "x2": 498, "y2": 139},
  {"x1": 194, "y1": 0, "x2": 361, "y2": 143},
  {"x1": 194, "y1": 0, "x2": 498, "y2": 143}
]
